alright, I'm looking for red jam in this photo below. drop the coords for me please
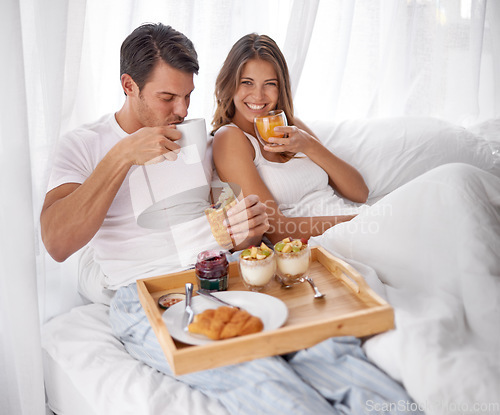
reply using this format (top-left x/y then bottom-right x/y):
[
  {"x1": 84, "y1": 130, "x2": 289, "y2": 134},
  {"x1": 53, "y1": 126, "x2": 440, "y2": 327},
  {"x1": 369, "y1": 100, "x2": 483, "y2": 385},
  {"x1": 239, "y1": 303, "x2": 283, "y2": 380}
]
[{"x1": 195, "y1": 250, "x2": 229, "y2": 292}]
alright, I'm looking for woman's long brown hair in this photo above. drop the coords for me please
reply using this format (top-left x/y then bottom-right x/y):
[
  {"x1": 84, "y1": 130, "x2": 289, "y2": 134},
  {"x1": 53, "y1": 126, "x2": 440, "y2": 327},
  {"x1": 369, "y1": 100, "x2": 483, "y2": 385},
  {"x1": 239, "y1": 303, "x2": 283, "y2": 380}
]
[{"x1": 211, "y1": 34, "x2": 295, "y2": 134}]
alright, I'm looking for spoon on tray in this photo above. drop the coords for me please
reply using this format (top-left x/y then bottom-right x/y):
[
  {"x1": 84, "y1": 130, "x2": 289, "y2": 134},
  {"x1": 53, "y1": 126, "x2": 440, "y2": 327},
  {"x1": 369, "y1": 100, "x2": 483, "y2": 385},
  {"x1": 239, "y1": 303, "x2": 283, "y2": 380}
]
[
  {"x1": 276, "y1": 274, "x2": 325, "y2": 299},
  {"x1": 304, "y1": 276, "x2": 325, "y2": 299}
]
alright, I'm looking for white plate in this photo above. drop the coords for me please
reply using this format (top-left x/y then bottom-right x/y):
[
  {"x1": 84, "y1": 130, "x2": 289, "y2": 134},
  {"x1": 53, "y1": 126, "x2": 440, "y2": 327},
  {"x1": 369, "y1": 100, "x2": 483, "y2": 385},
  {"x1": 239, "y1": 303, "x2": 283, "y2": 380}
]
[{"x1": 162, "y1": 291, "x2": 288, "y2": 345}]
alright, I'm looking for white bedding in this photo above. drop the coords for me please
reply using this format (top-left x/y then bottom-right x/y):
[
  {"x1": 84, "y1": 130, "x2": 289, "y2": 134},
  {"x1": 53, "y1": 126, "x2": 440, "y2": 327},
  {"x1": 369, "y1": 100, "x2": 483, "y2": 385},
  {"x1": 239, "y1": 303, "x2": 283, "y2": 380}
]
[
  {"x1": 312, "y1": 163, "x2": 500, "y2": 414},
  {"x1": 42, "y1": 304, "x2": 228, "y2": 415},
  {"x1": 42, "y1": 116, "x2": 500, "y2": 414}
]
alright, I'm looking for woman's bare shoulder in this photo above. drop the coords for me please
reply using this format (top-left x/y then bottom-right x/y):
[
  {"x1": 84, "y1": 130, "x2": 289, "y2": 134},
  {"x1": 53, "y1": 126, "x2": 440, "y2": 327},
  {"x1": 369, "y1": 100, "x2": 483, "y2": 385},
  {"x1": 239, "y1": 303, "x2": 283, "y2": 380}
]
[
  {"x1": 213, "y1": 124, "x2": 255, "y2": 159},
  {"x1": 213, "y1": 124, "x2": 245, "y2": 142}
]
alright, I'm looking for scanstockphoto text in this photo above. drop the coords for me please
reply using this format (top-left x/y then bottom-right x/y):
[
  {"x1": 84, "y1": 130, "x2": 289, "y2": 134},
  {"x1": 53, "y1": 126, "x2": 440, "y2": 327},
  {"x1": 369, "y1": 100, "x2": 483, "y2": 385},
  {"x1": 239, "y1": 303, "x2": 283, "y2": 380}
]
[
  {"x1": 266, "y1": 201, "x2": 393, "y2": 236},
  {"x1": 365, "y1": 399, "x2": 500, "y2": 414}
]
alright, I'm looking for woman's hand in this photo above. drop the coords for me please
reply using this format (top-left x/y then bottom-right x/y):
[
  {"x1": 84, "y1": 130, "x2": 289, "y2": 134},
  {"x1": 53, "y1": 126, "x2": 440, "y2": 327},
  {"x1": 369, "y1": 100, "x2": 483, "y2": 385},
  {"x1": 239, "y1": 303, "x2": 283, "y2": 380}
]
[{"x1": 263, "y1": 125, "x2": 316, "y2": 154}]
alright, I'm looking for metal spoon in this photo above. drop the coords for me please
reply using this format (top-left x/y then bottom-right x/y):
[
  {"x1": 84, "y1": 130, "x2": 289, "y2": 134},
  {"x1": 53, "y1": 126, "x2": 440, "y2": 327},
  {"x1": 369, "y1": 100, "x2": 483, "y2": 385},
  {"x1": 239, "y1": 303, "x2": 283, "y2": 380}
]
[{"x1": 305, "y1": 276, "x2": 325, "y2": 299}]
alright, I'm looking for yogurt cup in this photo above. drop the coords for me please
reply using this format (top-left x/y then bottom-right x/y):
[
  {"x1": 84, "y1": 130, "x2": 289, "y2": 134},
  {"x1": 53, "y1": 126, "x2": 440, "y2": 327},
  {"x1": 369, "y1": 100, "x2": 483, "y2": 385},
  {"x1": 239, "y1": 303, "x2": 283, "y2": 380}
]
[
  {"x1": 274, "y1": 244, "x2": 311, "y2": 286},
  {"x1": 239, "y1": 251, "x2": 276, "y2": 292}
]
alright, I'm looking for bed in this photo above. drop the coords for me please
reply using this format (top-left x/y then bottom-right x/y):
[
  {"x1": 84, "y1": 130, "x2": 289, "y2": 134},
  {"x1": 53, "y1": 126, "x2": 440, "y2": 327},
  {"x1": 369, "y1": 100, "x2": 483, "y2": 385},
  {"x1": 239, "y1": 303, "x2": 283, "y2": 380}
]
[{"x1": 41, "y1": 116, "x2": 500, "y2": 415}]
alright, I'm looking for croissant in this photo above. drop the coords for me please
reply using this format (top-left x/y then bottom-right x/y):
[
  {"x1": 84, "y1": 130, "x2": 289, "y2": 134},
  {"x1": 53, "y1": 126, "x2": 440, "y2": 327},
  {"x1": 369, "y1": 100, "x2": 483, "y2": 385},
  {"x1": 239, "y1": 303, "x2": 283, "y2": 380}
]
[{"x1": 188, "y1": 306, "x2": 264, "y2": 340}]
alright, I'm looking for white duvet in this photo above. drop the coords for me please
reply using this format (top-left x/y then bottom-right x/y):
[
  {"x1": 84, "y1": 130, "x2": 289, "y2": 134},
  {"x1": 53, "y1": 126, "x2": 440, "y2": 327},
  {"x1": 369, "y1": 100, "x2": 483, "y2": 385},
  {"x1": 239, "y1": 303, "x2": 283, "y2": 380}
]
[{"x1": 312, "y1": 163, "x2": 500, "y2": 414}]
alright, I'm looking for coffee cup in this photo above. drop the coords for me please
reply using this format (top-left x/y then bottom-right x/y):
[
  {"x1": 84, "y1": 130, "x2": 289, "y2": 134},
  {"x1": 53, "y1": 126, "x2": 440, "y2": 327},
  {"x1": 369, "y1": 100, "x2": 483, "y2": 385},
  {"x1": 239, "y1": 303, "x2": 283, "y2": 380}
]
[{"x1": 176, "y1": 118, "x2": 208, "y2": 164}]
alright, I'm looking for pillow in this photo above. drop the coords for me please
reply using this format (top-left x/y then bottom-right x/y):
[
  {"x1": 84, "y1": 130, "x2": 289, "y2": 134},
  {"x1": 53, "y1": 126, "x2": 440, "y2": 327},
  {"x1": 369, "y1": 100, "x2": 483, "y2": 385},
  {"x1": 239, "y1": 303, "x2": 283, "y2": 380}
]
[
  {"x1": 309, "y1": 116, "x2": 500, "y2": 199},
  {"x1": 468, "y1": 117, "x2": 500, "y2": 143}
]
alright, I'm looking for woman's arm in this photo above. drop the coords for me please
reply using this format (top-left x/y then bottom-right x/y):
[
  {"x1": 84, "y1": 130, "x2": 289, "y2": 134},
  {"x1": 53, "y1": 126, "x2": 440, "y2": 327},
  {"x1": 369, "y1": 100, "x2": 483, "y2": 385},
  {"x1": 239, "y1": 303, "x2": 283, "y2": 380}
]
[
  {"x1": 266, "y1": 119, "x2": 369, "y2": 203},
  {"x1": 212, "y1": 126, "x2": 355, "y2": 245}
]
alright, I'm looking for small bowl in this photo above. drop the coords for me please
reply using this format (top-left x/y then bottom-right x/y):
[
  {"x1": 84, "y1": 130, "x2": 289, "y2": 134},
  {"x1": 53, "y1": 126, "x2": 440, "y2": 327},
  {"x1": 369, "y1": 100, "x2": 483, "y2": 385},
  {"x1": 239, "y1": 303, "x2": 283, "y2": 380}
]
[{"x1": 158, "y1": 293, "x2": 185, "y2": 309}]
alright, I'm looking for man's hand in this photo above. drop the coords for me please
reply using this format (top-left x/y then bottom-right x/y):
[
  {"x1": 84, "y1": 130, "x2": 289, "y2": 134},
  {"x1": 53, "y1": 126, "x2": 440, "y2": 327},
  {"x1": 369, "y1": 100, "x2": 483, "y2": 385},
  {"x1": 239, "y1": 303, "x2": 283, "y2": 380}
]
[
  {"x1": 224, "y1": 194, "x2": 269, "y2": 250},
  {"x1": 116, "y1": 125, "x2": 182, "y2": 166}
]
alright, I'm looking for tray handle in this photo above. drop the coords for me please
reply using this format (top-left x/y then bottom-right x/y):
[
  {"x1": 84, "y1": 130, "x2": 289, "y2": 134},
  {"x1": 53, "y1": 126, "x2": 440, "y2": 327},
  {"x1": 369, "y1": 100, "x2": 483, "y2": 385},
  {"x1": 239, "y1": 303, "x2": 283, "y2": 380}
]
[{"x1": 314, "y1": 246, "x2": 385, "y2": 306}]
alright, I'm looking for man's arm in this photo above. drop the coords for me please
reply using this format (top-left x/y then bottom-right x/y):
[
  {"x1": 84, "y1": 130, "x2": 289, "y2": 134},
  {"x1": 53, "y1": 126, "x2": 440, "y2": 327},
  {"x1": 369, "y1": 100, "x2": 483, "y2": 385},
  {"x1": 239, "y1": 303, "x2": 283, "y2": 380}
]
[{"x1": 41, "y1": 126, "x2": 181, "y2": 262}]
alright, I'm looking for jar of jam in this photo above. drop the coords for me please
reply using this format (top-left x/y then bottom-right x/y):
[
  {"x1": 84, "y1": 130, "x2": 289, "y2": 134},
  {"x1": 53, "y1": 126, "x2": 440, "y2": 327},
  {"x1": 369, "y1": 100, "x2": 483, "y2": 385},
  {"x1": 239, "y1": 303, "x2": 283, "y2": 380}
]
[{"x1": 195, "y1": 250, "x2": 229, "y2": 292}]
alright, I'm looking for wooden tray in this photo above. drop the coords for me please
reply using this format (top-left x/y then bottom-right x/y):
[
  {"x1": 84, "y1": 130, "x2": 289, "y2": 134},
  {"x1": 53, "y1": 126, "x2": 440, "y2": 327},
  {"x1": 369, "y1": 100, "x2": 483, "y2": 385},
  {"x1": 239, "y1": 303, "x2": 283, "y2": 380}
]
[{"x1": 137, "y1": 246, "x2": 393, "y2": 375}]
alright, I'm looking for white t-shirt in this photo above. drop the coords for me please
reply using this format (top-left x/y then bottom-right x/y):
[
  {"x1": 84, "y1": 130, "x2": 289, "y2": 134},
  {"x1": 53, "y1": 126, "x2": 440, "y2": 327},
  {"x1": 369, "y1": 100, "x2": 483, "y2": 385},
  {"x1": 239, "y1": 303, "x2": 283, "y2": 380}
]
[{"x1": 48, "y1": 113, "x2": 221, "y2": 289}]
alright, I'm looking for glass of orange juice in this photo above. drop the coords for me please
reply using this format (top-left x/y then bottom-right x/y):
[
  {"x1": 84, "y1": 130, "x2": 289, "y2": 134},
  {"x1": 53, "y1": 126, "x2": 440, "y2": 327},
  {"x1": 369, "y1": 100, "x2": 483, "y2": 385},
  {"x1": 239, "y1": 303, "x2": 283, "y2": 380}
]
[{"x1": 254, "y1": 110, "x2": 287, "y2": 146}]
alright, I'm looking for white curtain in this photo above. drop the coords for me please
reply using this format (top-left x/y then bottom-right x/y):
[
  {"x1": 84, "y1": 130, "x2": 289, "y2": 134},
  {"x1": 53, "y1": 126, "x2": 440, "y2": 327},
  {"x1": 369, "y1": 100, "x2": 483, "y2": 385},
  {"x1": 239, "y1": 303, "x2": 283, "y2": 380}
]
[
  {"x1": 0, "y1": 1, "x2": 45, "y2": 413},
  {"x1": 1, "y1": 0, "x2": 498, "y2": 414},
  {"x1": 294, "y1": 0, "x2": 499, "y2": 125}
]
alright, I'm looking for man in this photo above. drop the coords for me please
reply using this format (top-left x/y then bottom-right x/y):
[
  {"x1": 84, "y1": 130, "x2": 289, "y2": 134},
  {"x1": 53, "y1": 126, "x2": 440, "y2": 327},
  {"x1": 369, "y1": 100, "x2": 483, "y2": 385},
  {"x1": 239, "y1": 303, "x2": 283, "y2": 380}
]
[
  {"x1": 41, "y1": 23, "x2": 413, "y2": 415},
  {"x1": 41, "y1": 23, "x2": 268, "y2": 288}
]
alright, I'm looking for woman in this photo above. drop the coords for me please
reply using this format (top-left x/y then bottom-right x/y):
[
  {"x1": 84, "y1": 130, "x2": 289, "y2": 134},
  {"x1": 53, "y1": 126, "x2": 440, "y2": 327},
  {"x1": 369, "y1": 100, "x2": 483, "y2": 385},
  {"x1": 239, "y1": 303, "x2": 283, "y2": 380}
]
[
  {"x1": 211, "y1": 34, "x2": 500, "y2": 411},
  {"x1": 212, "y1": 33, "x2": 369, "y2": 244}
]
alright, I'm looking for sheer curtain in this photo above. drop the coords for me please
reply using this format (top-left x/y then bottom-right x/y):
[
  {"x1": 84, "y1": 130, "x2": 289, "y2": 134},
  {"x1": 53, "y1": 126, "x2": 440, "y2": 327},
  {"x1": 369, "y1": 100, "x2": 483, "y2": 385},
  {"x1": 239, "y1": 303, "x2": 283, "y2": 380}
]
[
  {"x1": 1, "y1": 0, "x2": 498, "y2": 414},
  {"x1": 0, "y1": 2, "x2": 45, "y2": 414},
  {"x1": 295, "y1": 0, "x2": 499, "y2": 125}
]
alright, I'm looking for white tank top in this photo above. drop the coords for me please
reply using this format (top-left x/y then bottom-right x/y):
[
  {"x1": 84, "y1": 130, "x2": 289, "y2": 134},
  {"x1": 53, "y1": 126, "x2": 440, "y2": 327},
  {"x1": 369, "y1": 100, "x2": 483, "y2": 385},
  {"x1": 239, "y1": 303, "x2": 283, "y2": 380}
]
[{"x1": 227, "y1": 124, "x2": 361, "y2": 217}]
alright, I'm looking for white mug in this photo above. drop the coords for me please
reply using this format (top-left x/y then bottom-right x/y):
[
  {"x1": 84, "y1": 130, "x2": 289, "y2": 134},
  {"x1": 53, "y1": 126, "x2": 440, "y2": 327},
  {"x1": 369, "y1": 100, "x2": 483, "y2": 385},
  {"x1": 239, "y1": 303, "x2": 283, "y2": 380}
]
[
  {"x1": 129, "y1": 117, "x2": 211, "y2": 229},
  {"x1": 175, "y1": 118, "x2": 208, "y2": 164}
]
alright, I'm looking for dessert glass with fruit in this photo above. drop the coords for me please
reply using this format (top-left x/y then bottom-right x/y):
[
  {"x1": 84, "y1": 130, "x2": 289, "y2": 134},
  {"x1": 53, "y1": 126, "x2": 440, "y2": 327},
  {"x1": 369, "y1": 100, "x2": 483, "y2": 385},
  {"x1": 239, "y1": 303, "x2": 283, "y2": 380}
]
[
  {"x1": 274, "y1": 237, "x2": 311, "y2": 286},
  {"x1": 238, "y1": 242, "x2": 276, "y2": 292}
]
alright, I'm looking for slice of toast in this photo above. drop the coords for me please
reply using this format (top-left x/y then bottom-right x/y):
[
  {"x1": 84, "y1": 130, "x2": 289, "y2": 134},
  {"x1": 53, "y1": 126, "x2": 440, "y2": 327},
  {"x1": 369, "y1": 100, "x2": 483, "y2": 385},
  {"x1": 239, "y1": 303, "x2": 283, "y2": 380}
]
[{"x1": 205, "y1": 185, "x2": 237, "y2": 250}]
